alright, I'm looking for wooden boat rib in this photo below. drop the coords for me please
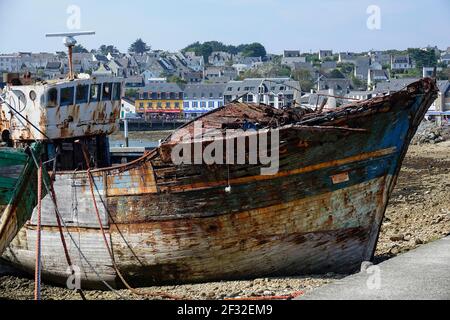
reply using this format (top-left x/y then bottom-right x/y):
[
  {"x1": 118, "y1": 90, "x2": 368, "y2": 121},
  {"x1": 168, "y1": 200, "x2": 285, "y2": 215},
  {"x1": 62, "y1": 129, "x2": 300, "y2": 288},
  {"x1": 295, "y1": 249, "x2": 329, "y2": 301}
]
[{"x1": 3, "y1": 78, "x2": 438, "y2": 288}]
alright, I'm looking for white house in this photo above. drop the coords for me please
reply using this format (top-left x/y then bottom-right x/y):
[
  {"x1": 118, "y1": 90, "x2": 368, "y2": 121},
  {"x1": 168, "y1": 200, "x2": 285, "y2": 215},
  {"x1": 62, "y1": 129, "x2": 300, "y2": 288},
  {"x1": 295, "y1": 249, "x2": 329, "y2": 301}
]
[
  {"x1": 391, "y1": 55, "x2": 414, "y2": 70},
  {"x1": 0, "y1": 54, "x2": 21, "y2": 72},
  {"x1": 183, "y1": 83, "x2": 226, "y2": 118},
  {"x1": 223, "y1": 78, "x2": 301, "y2": 109}
]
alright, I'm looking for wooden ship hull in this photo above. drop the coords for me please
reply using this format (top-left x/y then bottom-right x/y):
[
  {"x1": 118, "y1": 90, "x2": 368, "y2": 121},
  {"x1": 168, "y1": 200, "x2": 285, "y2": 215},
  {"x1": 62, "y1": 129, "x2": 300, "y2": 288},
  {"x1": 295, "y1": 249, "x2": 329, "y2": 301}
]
[
  {"x1": 0, "y1": 143, "x2": 43, "y2": 255},
  {"x1": 2, "y1": 79, "x2": 438, "y2": 288}
]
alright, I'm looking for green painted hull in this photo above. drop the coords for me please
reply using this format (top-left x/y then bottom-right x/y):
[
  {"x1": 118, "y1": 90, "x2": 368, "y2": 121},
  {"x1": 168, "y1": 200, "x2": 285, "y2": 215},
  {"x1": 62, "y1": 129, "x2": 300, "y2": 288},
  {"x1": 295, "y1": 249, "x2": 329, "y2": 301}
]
[{"x1": 0, "y1": 143, "x2": 44, "y2": 255}]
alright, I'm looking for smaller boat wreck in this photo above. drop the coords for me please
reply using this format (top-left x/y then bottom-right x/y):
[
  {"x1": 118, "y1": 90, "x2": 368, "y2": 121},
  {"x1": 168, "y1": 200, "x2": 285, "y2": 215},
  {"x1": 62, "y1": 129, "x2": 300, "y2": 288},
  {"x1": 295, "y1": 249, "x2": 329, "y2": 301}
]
[{"x1": 0, "y1": 33, "x2": 439, "y2": 290}]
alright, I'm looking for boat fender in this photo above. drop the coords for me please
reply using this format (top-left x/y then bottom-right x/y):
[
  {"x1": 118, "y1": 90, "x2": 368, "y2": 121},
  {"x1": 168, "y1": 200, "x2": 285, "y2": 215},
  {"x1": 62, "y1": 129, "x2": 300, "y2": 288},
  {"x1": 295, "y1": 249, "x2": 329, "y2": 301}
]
[{"x1": 225, "y1": 185, "x2": 231, "y2": 193}]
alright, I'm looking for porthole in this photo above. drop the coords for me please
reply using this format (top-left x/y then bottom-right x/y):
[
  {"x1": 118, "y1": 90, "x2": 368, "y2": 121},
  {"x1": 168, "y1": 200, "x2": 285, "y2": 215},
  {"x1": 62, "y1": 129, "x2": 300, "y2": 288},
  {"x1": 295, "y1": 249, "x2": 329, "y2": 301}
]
[{"x1": 29, "y1": 90, "x2": 37, "y2": 101}]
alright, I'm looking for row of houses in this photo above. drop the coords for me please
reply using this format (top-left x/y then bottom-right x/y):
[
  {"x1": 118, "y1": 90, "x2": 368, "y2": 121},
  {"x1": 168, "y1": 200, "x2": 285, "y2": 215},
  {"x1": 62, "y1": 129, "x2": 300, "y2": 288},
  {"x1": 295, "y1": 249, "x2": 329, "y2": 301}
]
[{"x1": 127, "y1": 77, "x2": 301, "y2": 119}]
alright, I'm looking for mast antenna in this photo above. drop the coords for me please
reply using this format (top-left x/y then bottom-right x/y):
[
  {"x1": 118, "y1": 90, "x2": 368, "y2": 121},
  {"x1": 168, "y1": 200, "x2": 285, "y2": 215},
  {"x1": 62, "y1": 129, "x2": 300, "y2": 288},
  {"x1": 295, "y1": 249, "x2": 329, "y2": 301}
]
[{"x1": 46, "y1": 31, "x2": 95, "y2": 80}]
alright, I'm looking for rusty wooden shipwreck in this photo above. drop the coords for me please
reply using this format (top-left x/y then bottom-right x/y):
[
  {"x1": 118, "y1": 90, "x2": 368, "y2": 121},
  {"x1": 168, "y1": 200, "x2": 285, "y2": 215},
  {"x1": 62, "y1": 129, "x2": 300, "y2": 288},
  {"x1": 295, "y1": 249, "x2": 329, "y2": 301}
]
[{"x1": 0, "y1": 74, "x2": 438, "y2": 288}]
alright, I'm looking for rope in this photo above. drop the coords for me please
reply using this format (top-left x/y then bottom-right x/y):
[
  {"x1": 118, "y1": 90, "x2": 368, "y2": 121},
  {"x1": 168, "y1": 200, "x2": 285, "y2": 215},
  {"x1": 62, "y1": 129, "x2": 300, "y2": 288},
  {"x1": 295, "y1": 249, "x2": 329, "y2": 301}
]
[
  {"x1": 28, "y1": 149, "x2": 124, "y2": 299},
  {"x1": 34, "y1": 160, "x2": 43, "y2": 301},
  {"x1": 85, "y1": 168, "x2": 184, "y2": 300},
  {"x1": 48, "y1": 178, "x2": 86, "y2": 300}
]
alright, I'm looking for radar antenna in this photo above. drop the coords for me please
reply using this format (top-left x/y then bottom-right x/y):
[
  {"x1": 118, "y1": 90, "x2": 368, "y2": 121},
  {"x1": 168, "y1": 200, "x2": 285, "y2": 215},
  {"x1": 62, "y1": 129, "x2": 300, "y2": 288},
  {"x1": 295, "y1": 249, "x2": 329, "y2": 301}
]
[{"x1": 46, "y1": 31, "x2": 95, "y2": 80}]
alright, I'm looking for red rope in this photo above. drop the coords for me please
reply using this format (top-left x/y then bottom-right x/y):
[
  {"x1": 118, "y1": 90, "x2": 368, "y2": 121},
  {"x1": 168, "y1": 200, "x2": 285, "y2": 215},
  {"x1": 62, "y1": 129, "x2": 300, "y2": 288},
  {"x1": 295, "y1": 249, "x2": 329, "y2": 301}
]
[
  {"x1": 225, "y1": 290, "x2": 304, "y2": 301},
  {"x1": 86, "y1": 168, "x2": 183, "y2": 300},
  {"x1": 49, "y1": 178, "x2": 86, "y2": 300},
  {"x1": 34, "y1": 160, "x2": 42, "y2": 301}
]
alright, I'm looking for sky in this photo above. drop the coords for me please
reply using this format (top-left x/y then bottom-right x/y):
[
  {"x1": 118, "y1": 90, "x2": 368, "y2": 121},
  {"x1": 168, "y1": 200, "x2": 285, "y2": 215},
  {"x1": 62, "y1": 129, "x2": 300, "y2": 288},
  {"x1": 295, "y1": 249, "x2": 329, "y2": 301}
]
[{"x1": 0, "y1": 0, "x2": 449, "y2": 54}]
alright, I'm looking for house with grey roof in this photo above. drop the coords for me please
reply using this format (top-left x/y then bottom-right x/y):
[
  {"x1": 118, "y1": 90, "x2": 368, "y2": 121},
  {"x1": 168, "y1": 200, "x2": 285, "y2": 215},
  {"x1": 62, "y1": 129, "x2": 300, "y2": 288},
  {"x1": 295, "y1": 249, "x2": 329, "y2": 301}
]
[
  {"x1": 429, "y1": 80, "x2": 450, "y2": 125},
  {"x1": 223, "y1": 78, "x2": 301, "y2": 108},
  {"x1": 373, "y1": 78, "x2": 420, "y2": 94},
  {"x1": 182, "y1": 71, "x2": 203, "y2": 83},
  {"x1": 320, "y1": 61, "x2": 337, "y2": 71},
  {"x1": 368, "y1": 69, "x2": 389, "y2": 87},
  {"x1": 208, "y1": 51, "x2": 232, "y2": 67},
  {"x1": 44, "y1": 61, "x2": 63, "y2": 79},
  {"x1": 391, "y1": 55, "x2": 414, "y2": 70},
  {"x1": 440, "y1": 53, "x2": 450, "y2": 65},
  {"x1": 183, "y1": 83, "x2": 226, "y2": 118},
  {"x1": 319, "y1": 50, "x2": 333, "y2": 60},
  {"x1": 281, "y1": 50, "x2": 306, "y2": 68},
  {"x1": 317, "y1": 77, "x2": 352, "y2": 93},
  {"x1": 135, "y1": 82, "x2": 184, "y2": 116},
  {"x1": 338, "y1": 52, "x2": 357, "y2": 64}
]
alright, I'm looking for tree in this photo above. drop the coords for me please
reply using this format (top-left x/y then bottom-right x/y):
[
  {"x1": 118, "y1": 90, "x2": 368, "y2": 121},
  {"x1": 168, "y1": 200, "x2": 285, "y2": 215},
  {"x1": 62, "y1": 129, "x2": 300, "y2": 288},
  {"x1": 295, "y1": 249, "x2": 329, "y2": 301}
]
[
  {"x1": 182, "y1": 41, "x2": 267, "y2": 62},
  {"x1": 99, "y1": 45, "x2": 119, "y2": 55},
  {"x1": 337, "y1": 62, "x2": 354, "y2": 76},
  {"x1": 329, "y1": 69, "x2": 345, "y2": 78},
  {"x1": 56, "y1": 51, "x2": 67, "y2": 59},
  {"x1": 407, "y1": 48, "x2": 437, "y2": 68},
  {"x1": 129, "y1": 39, "x2": 151, "y2": 54},
  {"x1": 73, "y1": 44, "x2": 88, "y2": 53},
  {"x1": 125, "y1": 88, "x2": 139, "y2": 99},
  {"x1": 240, "y1": 43, "x2": 267, "y2": 58}
]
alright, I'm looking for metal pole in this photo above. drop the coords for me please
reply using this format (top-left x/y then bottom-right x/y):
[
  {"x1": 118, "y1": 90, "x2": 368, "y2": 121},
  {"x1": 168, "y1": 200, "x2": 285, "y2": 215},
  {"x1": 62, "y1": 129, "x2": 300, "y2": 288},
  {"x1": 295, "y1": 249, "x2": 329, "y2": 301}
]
[{"x1": 68, "y1": 45, "x2": 74, "y2": 80}]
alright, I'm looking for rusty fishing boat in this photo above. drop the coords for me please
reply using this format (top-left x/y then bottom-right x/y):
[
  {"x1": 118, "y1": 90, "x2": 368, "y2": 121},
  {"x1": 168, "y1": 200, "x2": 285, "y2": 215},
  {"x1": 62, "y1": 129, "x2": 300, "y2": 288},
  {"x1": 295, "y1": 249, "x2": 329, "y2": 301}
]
[{"x1": 0, "y1": 35, "x2": 439, "y2": 289}]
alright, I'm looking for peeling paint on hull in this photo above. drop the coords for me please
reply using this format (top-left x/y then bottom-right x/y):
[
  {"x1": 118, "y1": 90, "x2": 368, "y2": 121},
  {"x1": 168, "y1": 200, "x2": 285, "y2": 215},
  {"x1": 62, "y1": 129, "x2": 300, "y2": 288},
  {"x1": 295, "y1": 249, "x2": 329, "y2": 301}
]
[{"x1": 2, "y1": 79, "x2": 439, "y2": 288}]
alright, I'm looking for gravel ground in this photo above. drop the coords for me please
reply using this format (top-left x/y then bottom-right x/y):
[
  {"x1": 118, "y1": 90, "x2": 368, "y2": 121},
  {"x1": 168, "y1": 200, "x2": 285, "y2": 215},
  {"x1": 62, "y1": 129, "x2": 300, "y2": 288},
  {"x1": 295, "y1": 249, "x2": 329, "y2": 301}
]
[{"x1": 1, "y1": 138, "x2": 449, "y2": 300}]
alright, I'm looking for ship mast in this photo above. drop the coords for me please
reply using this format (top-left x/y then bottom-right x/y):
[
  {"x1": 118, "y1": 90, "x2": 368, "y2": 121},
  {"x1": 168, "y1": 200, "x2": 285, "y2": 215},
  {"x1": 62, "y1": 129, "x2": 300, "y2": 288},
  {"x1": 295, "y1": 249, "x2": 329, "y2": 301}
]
[{"x1": 45, "y1": 31, "x2": 95, "y2": 80}]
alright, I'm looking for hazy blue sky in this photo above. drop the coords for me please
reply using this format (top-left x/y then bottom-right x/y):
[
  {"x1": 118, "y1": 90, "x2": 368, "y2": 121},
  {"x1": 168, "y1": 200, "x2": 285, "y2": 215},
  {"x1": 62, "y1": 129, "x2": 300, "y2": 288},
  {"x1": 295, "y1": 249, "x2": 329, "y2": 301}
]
[{"x1": 0, "y1": 0, "x2": 449, "y2": 54}]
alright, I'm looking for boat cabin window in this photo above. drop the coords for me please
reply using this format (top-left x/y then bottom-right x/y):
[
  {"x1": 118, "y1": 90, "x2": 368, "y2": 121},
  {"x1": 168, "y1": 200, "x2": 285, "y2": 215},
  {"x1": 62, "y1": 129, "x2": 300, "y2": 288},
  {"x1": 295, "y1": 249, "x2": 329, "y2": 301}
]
[
  {"x1": 76, "y1": 84, "x2": 89, "y2": 104},
  {"x1": 12, "y1": 90, "x2": 27, "y2": 111},
  {"x1": 60, "y1": 87, "x2": 75, "y2": 106},
  {"x1": 102, "y1": 83, "x2": 112, "y2": 101},
  {"x1": 90, "y1": 84, "x2": 101, "y2": 102},
  {"x1": 113, "y1": 83, "x2": 121, "y2": 100},
  {"x1": 46, "y1": 88, "x2": 58, "y2": 108}
]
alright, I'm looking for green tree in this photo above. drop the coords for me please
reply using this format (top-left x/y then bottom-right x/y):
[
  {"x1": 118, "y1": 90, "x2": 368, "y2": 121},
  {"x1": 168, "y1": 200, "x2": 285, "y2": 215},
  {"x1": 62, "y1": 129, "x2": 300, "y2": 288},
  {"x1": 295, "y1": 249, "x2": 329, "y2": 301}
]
[
  {"x1": 329, "y1": 69, "x2": 345, "y2": 78},
  {"x1": 337, "y1": 62, "x2": 354, "y2": 75},
  {"x1": 73, "y1": 44, "x2": 88, "y2": 53},
  {"x1": 99, "y1": 45, "x2": 119, "y2": 55},
  {"x1": 240, "y1": 43, "x2": 267, "y2": 58},
  {"x1": 407, "y1": 48, "x2": 437, "y2": 68},
  {"x1": 125, "y1": 88, "x2": 139, "y2": 99},
  {"x1": 129, "y1": 39, "x2": 151, "y2": 54}
]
